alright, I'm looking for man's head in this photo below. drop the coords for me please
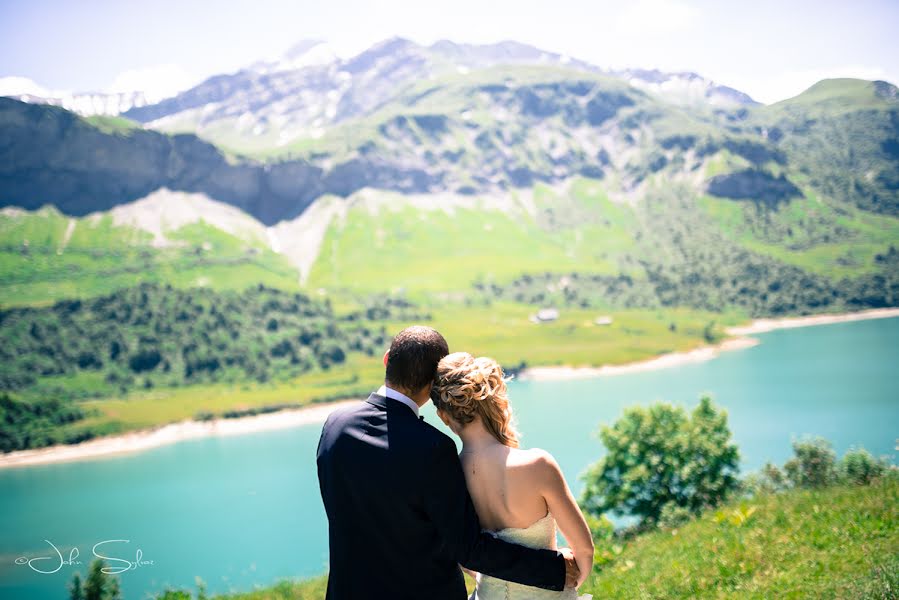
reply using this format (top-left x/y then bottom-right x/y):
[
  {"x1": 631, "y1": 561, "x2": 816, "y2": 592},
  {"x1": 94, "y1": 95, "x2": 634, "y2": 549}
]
[{"x1": 383, "y1": 326, "x2": 449, "y2": 401}]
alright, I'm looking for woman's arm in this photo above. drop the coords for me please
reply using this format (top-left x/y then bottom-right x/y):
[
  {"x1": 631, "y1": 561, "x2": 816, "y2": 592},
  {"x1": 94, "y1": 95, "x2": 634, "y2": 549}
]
[{"x1": 533, "y1": 449, "x2": 595, "y2": 588}]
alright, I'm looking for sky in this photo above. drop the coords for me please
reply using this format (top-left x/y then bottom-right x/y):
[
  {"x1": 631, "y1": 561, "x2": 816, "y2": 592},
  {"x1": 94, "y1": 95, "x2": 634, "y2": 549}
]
[{"x1": 0, "y1": 0, "x2": 897, "y2": 104}]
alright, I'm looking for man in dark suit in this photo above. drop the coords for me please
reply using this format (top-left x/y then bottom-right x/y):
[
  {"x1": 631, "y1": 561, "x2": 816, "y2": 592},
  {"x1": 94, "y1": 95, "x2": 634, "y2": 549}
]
[{"x1": 317, "y1": 325, "x2": 578, "y2": 599}]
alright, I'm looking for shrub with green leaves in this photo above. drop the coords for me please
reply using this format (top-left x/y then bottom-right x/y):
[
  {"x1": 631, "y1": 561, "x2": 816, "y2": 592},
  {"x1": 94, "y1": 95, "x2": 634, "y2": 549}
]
[
  {"x1": 658, "y1": 501, "x2": 694, "y2": 529},
  {"x1": 580, "y1": 395, "x2": 740, "y2": 526},
  {"x1": 743, "y1": 461, "x2": 788, "y2": 495},
  {"x1": 784, "y1": 437, "x2": 837, "y2": 488},
  {"x1": 68, "y1": 560, "x2": 120, "y2": 600},
  {"x1": 840, "y1": 447, "x2": 888, "y2": 485}
]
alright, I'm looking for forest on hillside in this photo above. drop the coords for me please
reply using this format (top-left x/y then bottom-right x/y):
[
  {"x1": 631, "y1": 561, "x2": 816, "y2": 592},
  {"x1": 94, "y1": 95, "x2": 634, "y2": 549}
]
[{"x1": 0, "y1": 283, "x2": 433, "y2": 451}]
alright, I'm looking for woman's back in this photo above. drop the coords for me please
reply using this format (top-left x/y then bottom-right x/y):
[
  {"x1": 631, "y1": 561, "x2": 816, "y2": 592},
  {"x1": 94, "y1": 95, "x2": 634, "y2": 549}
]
[
  {"x1": 462, "y1": 446, "x2": 582, "y2": 600},
  {"x1": 460, "y1": 445, "x2": 550, "y2": 531}
]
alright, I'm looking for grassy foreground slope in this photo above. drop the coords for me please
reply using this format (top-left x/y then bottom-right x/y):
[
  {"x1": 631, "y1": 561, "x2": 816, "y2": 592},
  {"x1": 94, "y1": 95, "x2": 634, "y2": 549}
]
[
  {"x1": 586, "y1": 477, "x2": 899, "y2": 599},
  {"x1": 196, "y1": 477, "x2": 898, "y2": 600}
]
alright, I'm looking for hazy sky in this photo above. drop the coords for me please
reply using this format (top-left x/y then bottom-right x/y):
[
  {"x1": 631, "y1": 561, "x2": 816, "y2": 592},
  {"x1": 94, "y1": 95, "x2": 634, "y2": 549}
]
[{"x1": 0, "y1": 0, "x2": 896, "y2": 104}]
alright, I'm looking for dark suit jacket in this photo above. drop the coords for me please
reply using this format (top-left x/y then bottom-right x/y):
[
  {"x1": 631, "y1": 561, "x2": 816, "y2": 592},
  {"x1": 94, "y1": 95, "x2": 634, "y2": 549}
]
[{"x1": 316, "y1": 392, "x2": 565, "y2": 600}]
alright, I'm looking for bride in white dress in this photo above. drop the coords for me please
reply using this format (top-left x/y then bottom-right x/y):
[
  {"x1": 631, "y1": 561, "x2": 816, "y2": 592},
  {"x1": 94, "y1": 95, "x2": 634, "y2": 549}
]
[{"x1": 433, "y1": 352, "x2": 594, "y2": 600}]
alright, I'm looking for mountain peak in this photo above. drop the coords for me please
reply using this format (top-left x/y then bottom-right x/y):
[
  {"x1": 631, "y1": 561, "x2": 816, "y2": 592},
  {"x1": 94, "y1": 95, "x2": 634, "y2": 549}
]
[
  {"x1": 341, "y1": 37, "x2": 421, "y2": 74},
  {"x1": 249, "y1": 39, "x2": 338, "y2": 74},
  {"x1": 776, "y1": 77, "x2": 898, "y2": 108},
  {"x1": 283, "y1": 39, "x2": 328, "y2": 60},
  {"x1": 366, "y1": 36, "x2": 418, "y2": 54},
  {"x1": 614, "y1": 68, "x2": 758, "y2": 107}
]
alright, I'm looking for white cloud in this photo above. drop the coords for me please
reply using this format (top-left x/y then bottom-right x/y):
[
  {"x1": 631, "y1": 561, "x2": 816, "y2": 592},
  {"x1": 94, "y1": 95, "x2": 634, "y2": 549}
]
[
  {"x1": 105, "y1": 64, "x2": 199, "y2": 102},
  {"x1": 734, "y1": 65, "x2": 893, "y2": 104},
  {"x1": 0, "y1": 76, "x2": 54, "y2": 97},
  {"x1": 615, "y1": 0, "x2": 700, "y2": 35}
]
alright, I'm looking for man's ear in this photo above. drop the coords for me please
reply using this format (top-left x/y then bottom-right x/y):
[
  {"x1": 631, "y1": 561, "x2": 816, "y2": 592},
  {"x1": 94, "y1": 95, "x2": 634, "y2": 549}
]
[{"x1": 382, "y1": 349, "x2": 389, "y2": 367}]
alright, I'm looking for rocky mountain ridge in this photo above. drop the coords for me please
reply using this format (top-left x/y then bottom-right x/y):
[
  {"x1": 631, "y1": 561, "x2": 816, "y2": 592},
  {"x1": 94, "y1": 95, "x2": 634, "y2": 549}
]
[
  {"x1": 116, "y1": 38, "x2": 758, "y2": 154},
  {"x1": 2, "y1": 72, "x2": 896, "y2": 227}
]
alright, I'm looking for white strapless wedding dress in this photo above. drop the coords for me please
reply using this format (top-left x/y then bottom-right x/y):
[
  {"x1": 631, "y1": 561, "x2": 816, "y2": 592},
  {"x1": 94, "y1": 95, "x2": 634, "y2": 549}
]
[{"x1": 472, "y1": 512, "x2": 591, "y2": 600}]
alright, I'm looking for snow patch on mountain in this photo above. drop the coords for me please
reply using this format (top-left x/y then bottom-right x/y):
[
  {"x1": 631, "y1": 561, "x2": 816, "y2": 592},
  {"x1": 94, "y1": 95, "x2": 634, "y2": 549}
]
[
  {"x1": 0, "y1": 65, "x2": 197, "y2": 117},
  {"x1": 248, "y1": 40, "x2": 339, "y2": 74},
  {"x1": 617, "y1": 69, "x2": 758, "y2": 107}
]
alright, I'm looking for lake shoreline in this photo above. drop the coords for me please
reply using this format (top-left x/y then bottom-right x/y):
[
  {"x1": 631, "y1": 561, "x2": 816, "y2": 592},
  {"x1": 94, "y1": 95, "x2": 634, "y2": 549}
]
[
  {"x1": 2, "y1": 307, "x2": 897, "y2": 469},
  {"x1": 517, "y1": 307, "x2": 899, "y2": 382},
  {"x1": 515, "y1": 336, "x2": 760, "y2": 381},
  {"x1": 723, "y1": 307, "x2": 899, "y2": 335},
  {"x1": 0, "y1": 399, "x2": 359, "y2": 469}
]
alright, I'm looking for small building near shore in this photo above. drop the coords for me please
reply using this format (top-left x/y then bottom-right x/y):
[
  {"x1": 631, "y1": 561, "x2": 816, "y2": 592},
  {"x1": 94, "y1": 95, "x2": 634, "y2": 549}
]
[{"x1": 530, "y1": 308, "x2": 560, "y2": 323}]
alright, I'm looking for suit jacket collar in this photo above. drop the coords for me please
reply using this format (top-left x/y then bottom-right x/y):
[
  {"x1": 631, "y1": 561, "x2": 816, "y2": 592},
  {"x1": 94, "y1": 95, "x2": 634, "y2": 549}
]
[
  {"x1": 365, "y1": 392, "x2": 422, "y2": 420},
  {"x1": 376, "y1": 384, "x2": 420, "y2": 417}
]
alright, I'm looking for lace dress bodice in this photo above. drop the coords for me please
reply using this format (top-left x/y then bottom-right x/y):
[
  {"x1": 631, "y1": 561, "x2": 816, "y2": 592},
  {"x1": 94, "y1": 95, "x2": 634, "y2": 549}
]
[{"x1": 474, "y1": 512, "x2": 586, "y2": 600}]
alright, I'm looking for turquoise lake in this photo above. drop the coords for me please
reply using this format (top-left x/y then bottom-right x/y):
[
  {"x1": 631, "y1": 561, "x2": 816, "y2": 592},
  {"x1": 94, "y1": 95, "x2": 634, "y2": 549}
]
[{"x1": 1, "y1": 317, "x2": 897, "y2": 599}]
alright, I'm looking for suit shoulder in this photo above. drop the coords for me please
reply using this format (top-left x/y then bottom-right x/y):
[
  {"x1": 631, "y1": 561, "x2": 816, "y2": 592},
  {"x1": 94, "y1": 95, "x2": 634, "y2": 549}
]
[
  {"x1": 416, "y1": 419, "x2": 457, "y2": 452},
  {"x1": 321, "y1": 400, "x2": 367, "y2": 430}
]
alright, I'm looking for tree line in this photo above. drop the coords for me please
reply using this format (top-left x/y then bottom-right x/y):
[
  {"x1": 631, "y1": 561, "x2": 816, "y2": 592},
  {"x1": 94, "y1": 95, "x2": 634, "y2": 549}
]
[
  {"x1": 475, "y1": 245, "x2": 899, "y2": 317},
  {"x1": 0, "y1": 283, "x2": 432, "y2": 451}
]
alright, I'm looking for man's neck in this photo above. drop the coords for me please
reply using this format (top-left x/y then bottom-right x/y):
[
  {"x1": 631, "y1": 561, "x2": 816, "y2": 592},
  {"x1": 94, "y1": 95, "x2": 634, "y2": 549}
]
[
  {"x1": 384, "y1": 382, "x2": 427, "y2": 407},
  {"x1": 379, "y1": 383, "x2": 424, "y2": 417}
]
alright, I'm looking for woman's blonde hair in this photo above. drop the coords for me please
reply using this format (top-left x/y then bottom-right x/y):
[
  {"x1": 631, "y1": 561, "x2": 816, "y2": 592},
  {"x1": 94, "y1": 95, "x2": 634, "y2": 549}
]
[{"x1": 432, "y1": 352, "x2": 520, "y2": 448}]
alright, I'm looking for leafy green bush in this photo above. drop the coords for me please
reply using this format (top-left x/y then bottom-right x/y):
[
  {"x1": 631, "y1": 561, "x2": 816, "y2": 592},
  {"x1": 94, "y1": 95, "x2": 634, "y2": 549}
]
[
  {"x1": 840, "y1": 447, "x2": 889, "y2": 485},
  {"x1": 580, "y1": 396, "x2": 740, "y2": 526},
  {"x1": 658, "y1": 502, "x2": 694, "y2": 529},
  {"x1": 742, "y1": 461, "x2": 788, "y2": 495},
  {"x1": 784, "y1": 437, "x2": 837, "y2": 488},
  {"x1": 68, "y1": 560, "x2": 121, "y2": 600}
]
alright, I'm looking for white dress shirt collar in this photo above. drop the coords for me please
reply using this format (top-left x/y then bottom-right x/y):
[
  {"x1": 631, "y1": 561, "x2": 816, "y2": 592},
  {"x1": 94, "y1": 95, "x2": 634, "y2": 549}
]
[{"x1": 377, "y1": 384, "x2": 420, "y2": 417}]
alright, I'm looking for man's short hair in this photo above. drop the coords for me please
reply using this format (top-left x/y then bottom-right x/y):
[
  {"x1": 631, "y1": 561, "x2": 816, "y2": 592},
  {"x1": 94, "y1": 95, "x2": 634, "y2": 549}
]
[{"x1": 386, "y1": 326, "x2": 449, "y2": 394}]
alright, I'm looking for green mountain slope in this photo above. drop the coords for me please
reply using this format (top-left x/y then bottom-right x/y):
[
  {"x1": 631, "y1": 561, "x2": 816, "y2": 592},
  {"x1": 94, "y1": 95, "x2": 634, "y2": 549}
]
[
  {"x1": 0, "y1": 199, "x2": 300, "y2": 307},
  {"x1": 751, "y1": 79, "x2": 899, "y2": 216},
  {"x1": 303, "y1": 179, "x2": 899, "y2": 315}
]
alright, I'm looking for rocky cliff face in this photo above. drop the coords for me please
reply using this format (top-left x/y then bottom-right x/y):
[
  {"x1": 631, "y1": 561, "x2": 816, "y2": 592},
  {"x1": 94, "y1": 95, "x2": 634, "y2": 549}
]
[{"x1": 0, "y1": 99, "x2": 321, "y2": 224}]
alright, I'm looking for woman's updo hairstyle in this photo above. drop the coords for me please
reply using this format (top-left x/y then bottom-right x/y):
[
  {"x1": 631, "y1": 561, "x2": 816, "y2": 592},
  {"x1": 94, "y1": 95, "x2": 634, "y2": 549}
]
[{"x1": 432, "y1": 352, "x2": 520, "y2": 448}]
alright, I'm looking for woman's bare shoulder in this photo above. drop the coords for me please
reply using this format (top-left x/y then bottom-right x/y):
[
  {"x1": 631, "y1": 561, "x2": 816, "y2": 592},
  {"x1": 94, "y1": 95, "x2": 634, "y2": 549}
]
[{"x1": 511, "y1": 448, "x2": 563, "y2": 482}]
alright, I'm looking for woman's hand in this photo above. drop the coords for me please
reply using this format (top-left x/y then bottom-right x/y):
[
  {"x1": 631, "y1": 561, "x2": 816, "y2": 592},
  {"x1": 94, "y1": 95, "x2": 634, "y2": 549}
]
[
  {"x1": 559, "y1": 547, "x2": 581, "y2": 589},
  {"x1": 573, "y1": 548, "x2": 592, "y2": 589}
]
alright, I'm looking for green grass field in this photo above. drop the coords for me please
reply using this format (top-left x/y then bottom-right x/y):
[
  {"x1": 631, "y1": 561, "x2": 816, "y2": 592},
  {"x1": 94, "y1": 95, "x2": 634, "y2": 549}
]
[{"x1": 306, "y1": 178, "x2": 641, "y2": 297}]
